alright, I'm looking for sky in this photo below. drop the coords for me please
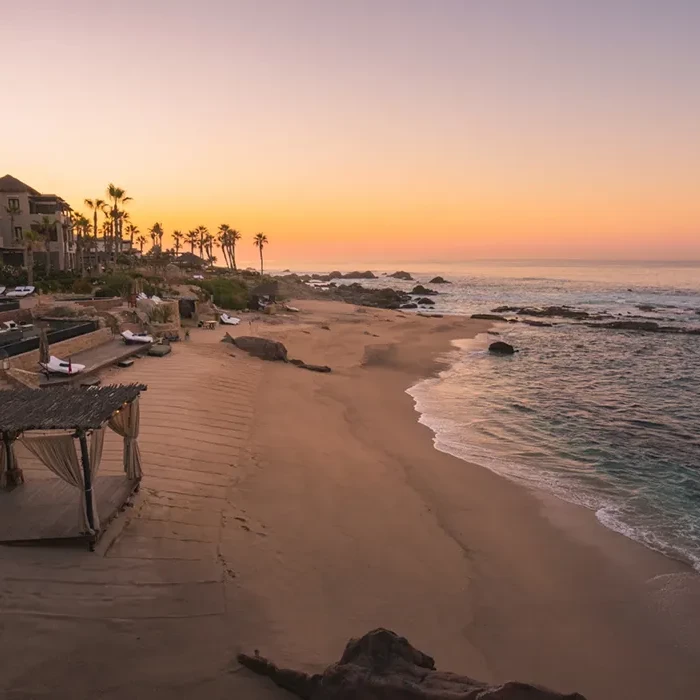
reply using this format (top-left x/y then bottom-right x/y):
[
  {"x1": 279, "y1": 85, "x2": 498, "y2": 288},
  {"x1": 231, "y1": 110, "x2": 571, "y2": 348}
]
[{"x1": 2, "y1": 0, "x2": 699, "y2": 265}]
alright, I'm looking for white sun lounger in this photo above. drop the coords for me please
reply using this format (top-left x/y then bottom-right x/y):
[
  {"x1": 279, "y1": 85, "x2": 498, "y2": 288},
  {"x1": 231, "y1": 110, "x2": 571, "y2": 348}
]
[
  {"x1": 6, "y1": 285, "x2": 35, "y2": 298},
  {"x1": 121, "y1": 330, "x2": 154, "y2": 344},
  {"x1": 220, "y1": 313, "x2": 241, "y2": 326},
  {"x1": 40, "y1": 355, "x2": 86, "y2": 375},
  {"x1": 0, "y1": 286, "x2": 6, "y2": 296}
]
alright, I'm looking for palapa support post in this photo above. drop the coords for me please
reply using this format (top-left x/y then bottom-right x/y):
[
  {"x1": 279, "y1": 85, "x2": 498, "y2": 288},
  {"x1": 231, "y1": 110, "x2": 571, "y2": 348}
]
[
  {"x1": 1, "y1": 430, "x2": 23, "y2": 491},
  {"x1": 77, "y1": 430, "x2": 96, "y2": 550}
]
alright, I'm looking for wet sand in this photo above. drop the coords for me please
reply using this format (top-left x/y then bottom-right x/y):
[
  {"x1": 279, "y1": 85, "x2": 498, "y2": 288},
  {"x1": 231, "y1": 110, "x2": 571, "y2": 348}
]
[{"x1": 1, "y1": 299, "x2": 699, "y2": 699}]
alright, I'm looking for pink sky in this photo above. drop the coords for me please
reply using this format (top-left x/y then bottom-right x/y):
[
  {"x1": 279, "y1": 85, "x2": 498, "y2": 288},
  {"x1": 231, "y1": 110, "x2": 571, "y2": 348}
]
[{"x1": 2, "y1": 0, "x2": 699, "y2": 262}]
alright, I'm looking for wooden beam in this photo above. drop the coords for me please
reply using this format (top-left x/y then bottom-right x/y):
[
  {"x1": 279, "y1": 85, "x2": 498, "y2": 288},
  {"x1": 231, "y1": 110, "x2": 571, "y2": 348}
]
[{"x1": 77, "y1": 431, "x2": 96, "y2": 549}]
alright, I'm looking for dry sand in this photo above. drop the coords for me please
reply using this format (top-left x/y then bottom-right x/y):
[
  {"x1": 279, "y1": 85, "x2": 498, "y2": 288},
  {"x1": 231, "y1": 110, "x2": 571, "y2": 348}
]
[{"x1": 1, "y1": 299, "x2": 699, "y2": 699}]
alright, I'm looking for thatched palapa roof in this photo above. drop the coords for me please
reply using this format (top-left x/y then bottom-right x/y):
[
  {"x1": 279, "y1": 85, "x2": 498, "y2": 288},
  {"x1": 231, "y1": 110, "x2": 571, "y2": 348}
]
[{"x1": 0, "y1": 385, "x2": 146, "y2": 433}]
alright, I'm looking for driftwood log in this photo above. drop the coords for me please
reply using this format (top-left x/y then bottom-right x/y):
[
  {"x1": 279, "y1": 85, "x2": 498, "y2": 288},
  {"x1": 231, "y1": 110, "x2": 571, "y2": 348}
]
[{"x1": 238, "y1": 628, "x2": 586, "y2": 700}]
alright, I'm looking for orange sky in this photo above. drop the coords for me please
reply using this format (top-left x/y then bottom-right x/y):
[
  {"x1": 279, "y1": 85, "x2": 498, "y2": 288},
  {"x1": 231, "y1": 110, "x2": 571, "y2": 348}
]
[{"x1": 3, "y1": 1, "x2": 699, "y2": 264}]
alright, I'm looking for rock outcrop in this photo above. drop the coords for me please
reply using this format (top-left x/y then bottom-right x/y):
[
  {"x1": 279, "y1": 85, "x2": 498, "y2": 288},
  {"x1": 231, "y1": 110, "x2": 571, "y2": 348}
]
[
  {"x1": 389, "y1": 271, "x2": 414, "y2": 280},
  {"x1": 223, "y1": 334, "x2": 288, "y2": 361},
  {"x1": 472, "y1": 313, "x2": 507, "y2": 321},
  {"x1": 238, "y1": 628, "x2": 585, "y2": 700},
  {"x1": 411, "y1": 285, "x2": 438, "y2": 296},
  {"x1": 332, "y1": 284, "x2": 411, "y2": 309},
  {"x1": 342, "y1": 271, "x2": 377, "y2": 279},
  {"x1": 489, "y1": 341, "x2": 516, "y2": 355},
  {"x1": 429, "y1": 276, "x2": 450, "y2": 284},
  {"x1": 415, "y1": 297, "x2": 435, "y2": 306}
]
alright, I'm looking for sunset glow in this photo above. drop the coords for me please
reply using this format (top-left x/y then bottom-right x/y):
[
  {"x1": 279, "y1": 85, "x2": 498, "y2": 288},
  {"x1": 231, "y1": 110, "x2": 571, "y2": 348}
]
[{"x1": 3, "y1": 0, "x2": 699, "y2": 263}]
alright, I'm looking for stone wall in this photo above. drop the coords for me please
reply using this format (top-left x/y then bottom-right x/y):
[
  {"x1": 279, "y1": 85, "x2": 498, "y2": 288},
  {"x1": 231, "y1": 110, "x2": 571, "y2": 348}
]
[
  {"x1": 8, "y1": 327, "x2": 114, "y2": 371},
  {"x1": 74, "y1": 297, "x2": 123, "y2": 311}
]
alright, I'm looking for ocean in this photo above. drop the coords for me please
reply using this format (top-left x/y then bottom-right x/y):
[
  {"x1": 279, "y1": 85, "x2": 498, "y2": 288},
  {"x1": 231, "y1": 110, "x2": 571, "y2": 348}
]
[{"x1": 324, "y1": 261, "x2": 700, "y2": 571}]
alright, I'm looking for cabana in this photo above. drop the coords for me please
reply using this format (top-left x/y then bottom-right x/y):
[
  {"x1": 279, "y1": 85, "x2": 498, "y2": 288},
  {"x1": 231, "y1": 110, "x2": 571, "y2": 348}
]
[{"x1": 0, "y1": 384, "x2": 146, "y2": 549}]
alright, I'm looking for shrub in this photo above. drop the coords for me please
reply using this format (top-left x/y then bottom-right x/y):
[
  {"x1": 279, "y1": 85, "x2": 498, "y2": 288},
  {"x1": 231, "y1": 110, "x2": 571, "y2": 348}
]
[
  {"x1": 71, "y1": 278, "x2": 94, "y2": 294},
  {"x1": 94, "y1": 272, "x2": 132, "y2": 298},
  {"x1": 148, "y1": 304, "x2": 175, "y2": 324},
  {"x1": 189, "y1": 277, "x2": 249, "y2": 310},
  {"x1": 0, "y1": 264, "x2": 27, "y2": 287}
]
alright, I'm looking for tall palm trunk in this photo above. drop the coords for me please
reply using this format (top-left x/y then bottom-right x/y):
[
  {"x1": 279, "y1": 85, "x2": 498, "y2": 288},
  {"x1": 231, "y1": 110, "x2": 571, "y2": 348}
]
[
  {"x1": 259, "y1": 247, "x2": 264, "y2": 275},
  {"x1": 231, "y1": 242, "x2": 237, "y2": 272},
  {"x1": 26, "y1": 249, "x2": 34, "y2": 286}
]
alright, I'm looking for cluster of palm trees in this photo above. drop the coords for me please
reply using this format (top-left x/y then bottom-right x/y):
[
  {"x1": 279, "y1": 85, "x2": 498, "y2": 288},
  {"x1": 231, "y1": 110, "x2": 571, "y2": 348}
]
[
  {"x1": 12, "y1": 181, "x2": 272, "y2": 281},
  {"x1": 141, "y1": 224, "x2": 269, "y2": 274}
]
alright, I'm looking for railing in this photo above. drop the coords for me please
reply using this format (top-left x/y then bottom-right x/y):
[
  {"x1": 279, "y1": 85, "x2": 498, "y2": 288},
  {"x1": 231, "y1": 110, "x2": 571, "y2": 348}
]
[{"x1": 1, "y1": 321, "x2": 100, "y2": 358}]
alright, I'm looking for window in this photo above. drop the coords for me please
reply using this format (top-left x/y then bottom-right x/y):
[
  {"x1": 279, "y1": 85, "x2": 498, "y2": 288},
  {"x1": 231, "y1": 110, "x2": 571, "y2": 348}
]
[
  {"x1": 14, "y1": 227, "x2": 23, "y2": 242},
  {"x1": 7, "y1": 198, "x2": 20, "y2": 211}
]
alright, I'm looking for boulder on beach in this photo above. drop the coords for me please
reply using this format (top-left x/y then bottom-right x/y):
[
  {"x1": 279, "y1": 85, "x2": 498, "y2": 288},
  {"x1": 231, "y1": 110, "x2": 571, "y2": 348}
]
[
  {"x1": 415, "y1": 297, "x2": 435, "y2": 306},
  {"x1": 389, "y1": 271, "x2": 414, "y2": 280},
  {"x1": 429, "y1": 276, "x2": 451, "y2": 284},
  {"x1": 226, "y1": 335, "x2": 288, "y2": 361},
  {"x1": 411, "y1": 284, "x2": 438, "y2": 296},
  {"x1": 400, "y1": 302, "x2": 418, "y2": 309},
  {"x1": 238, "y1": 628, "x2": 586, "y2": 700},
  {"x1": 489, "y1": 341, "x2": 516, "y2": 355}
]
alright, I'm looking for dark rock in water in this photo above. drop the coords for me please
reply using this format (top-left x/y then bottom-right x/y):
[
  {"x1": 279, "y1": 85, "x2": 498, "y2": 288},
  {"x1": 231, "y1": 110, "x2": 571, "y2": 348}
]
[
  {"x1": 519, "y1": 306, "x2": 592, "y2": 320},
  {"x1": 492, "y1": 305, "x2": 520, "y2": 313},
  {"x1": 328, "y1": 271, "x2": 342, "y2": 279},
  {"x1": 472, "y1": 313, "x2": 507, "y2": 321},
  {"x1": 487, "y1": 330, "x2": 500, "y2": 335},
  {"x1": 400, "y1": 302, "x2": 418, "y2": 309},
  {"x1": 522, "y1": 319, "x2": 554, "y2": 327},
  {"x1": 411, "y1": 284, "x2": 438, "y2": 296},
  {"x1": 636, "y1": 304, "x2": 655, "y2": 312},
  {"x1": 231, "y1": 335, "x2": 288, "y2": 361},
  {"x1": 342, "y1": 270, "x2": 377, "y2": 279},
  {"x1": 589, "y1": 320, "x2": 660, "y2": 332},
  {"x1": 429, "y1": 276, "x2": 450, "y2": 284},
  {"x1": 415, "y1": 297, "x2": 435, "y2": 306},
  {"x1": 321, "y1": 324, "x2": 331, "y2": 330},
  {"x1": 238, "y1": 628, "x2": 585, "y2": 700},
  {"x1": 489, "y1": 341, "x2": 516, "y2": 355},
  {"x1": 389, "y1": 270, "x2": 414, "y2": 280},
  {"x1": 332, "y1": 284, "x2": 411, "y2": 310}
]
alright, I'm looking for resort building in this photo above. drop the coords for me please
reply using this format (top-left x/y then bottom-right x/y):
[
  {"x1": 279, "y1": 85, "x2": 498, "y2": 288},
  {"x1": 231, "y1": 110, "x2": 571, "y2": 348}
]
[{"x1": 0, "y1": 174, "x2": 75, "y2": 271}]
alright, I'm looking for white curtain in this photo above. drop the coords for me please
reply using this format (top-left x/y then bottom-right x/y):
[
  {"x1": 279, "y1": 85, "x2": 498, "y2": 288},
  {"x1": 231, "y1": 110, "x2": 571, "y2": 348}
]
[
  {"x1": 108, "y1": 398, "x2": 143, "y2": 480},
  {"x1": 21, "y1": 431, "x2": 100, "y2": 534}
]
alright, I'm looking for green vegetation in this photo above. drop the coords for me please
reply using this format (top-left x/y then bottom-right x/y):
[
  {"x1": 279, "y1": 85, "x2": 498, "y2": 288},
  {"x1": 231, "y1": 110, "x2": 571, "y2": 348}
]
[{"x1": 189, "y1": 277, "x2": 249, "y2": 310}]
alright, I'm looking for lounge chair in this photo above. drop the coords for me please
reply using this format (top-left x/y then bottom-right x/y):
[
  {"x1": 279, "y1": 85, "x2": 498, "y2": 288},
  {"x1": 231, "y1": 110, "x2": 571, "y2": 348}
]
[
  {"x1": 40, "y1": 355, "x2": 86, "y2": 375},
  {"x1": 121, "y1": 330, "x2": 154, "y2": 344},
  {"x1": 0, "y1": 286, "x2": 6, "y2": 296},
  {"x1": 220, "y1": 313, "x2": 241, "y2": 326},
  {"x1": 151, "y1": 295, "x2": 163, "y2": 304},
  {"x1": 136, "y1": 292, "x2": 148, "y2": 301},
  {"x1": 6, "y1": 286, "x2": 35, "y2": 298}
]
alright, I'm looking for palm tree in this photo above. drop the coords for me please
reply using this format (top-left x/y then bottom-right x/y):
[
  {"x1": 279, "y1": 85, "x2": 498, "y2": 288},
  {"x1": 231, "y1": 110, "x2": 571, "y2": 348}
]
[
  {"x1": 196, "y1": 225, "x2": 209, "y2": 259},
  {"x1": 186, "y1": 229, "x2": 198, "y2": 255},
  {"x1": 204, "y1": 233, "x2": 216, "y2": 266},
  {"x1": 4, "y1": 204, "x2": 21, "y2": 247},
  {"x1": 217, "y1": 224, "x2": 231, "y2": 268},
  {"x1": 254, "y1": 232, "x2": 268, "y2": 275},
  {"x1": 148, "y1": 222, "x2": 164, "y2": 252},
  {"x1": 126, "y1": 223, "x2": 139, "y2": 250},
  {"x1": 73, "y1": 214, "x2": 91, "y2": 274},
  {"x1": 22, "y1": 229, "x2": 44, "y2": 286},
  {"x1": 172, "y1": 230, "x2": 183, "y2": 257},
  {"x1": 34, "y1": 216, "x2": 56, "y2": 275},
  {"x1": 229, "y1": 229, "x2": 242, "y2": 272},
  {"x1": 106, "y1": 184, "x2": 132, "y2": 263},
  {"x1": 84, "y1": 198, "x2": 106, "y2": 271},
  {"x1": 136, "y1": 234, "x2": 147, "y2": 253}
]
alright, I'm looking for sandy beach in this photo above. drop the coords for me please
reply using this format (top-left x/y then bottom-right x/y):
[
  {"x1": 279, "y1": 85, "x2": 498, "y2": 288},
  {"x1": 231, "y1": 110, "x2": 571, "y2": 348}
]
[{"x1": 2, "y1": 299, "x2": 700, "y2": 700}]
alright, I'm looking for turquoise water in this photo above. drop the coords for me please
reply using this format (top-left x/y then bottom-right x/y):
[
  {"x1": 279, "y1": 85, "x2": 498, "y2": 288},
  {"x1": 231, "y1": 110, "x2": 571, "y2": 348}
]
[{"x1": 328, "y1": 262, "x2": 700, "y2": 570}]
